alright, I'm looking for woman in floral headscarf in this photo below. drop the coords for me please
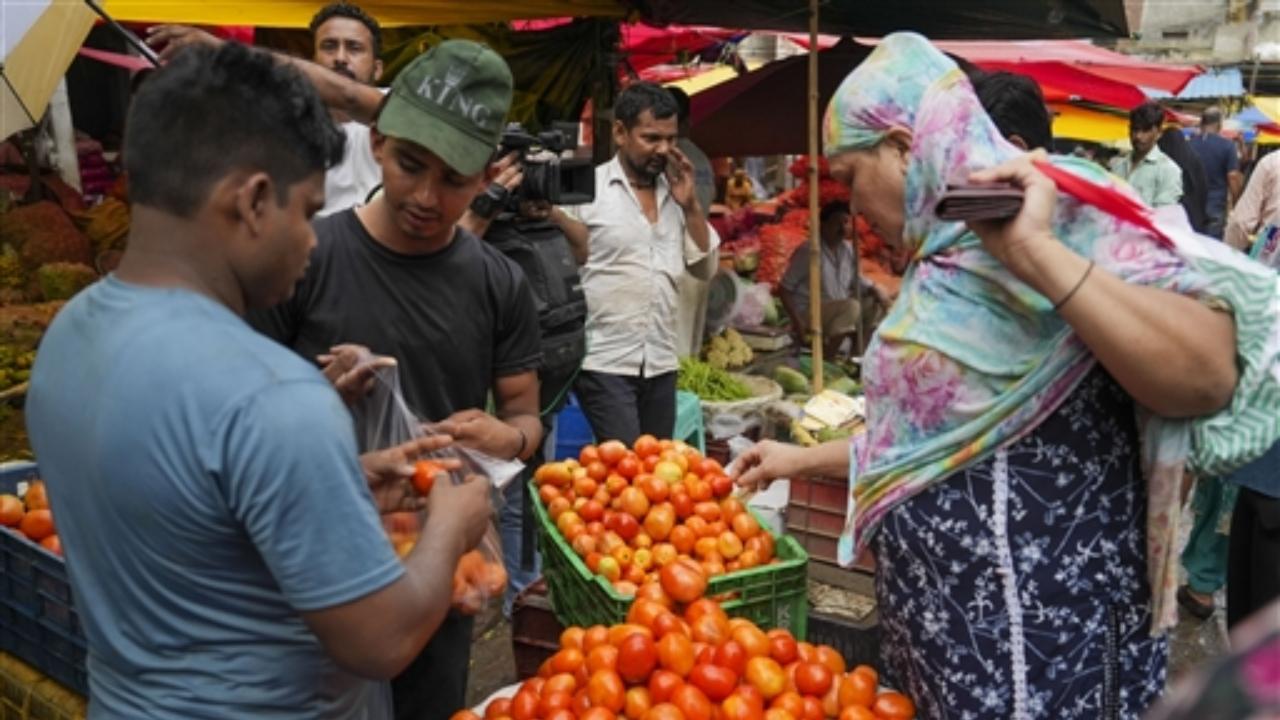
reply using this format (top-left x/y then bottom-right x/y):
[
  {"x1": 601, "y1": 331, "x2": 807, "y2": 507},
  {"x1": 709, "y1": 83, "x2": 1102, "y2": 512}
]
[{"x1": 733, "y1": 33, "x2": 1280, "y2": 719}]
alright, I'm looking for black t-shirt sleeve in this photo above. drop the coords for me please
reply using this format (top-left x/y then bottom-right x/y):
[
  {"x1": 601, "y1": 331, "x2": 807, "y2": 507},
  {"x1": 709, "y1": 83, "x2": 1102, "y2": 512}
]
[
  {"x1": 246, "y1": 292, "x2": 303, "y2": 347},
  {"x1": 491, "y1": 253, "x2": 543, "y2": 377}
]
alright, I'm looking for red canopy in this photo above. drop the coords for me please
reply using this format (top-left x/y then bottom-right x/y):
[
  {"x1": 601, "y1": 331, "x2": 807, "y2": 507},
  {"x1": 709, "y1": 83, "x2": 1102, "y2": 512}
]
[{"x1": 932, "y1": 40, "x2": 1201, "y2": 94}]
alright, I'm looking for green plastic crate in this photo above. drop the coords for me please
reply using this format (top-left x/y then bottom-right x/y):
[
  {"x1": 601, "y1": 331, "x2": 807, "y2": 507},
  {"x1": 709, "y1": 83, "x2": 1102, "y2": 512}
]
[{"x1": 530, "y1": 482, "x2": 809, "y2": 638}]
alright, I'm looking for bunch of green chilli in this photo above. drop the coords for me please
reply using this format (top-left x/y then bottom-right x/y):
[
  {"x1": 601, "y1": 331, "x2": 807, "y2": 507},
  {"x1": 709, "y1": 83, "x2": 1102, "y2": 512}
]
[{"x1": 678, "y1": 357, "x2": 753, "y2": 402}]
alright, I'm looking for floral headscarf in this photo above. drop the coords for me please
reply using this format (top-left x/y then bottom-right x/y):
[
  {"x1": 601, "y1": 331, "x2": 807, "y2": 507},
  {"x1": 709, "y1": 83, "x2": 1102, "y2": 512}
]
[{"x1": 827, "y1": 33, "x2": 1280, "y2": 633}]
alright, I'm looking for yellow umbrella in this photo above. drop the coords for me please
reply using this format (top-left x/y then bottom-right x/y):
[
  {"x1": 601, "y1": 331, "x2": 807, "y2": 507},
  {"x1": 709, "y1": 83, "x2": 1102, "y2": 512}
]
[
  {"x1": 1050, "y1": 103, "x2": 1130, "y2": 144},
  {"x1": 664, "y1": 62, "x2": 761, "y2": 96},
  {"x1": 100, "y1": 0, "x2": 624, "y2": 27},
  {"x1": 2, "y1": 0, "x2": 97, "y2": 141}
]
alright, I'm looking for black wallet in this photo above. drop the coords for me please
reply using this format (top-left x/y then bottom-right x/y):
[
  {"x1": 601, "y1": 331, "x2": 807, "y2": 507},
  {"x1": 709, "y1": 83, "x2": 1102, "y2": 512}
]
[{"x1": 935, "y1": 184, "x2": 1024, "y2": 222}]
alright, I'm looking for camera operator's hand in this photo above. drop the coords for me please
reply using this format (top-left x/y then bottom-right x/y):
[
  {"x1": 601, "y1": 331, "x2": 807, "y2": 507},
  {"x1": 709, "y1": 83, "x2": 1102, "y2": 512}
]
[
  {"x1": 519, "y1": 200, "x2": 552, "y2": 221},
  {"x1": 459, "y1": 152, "x2": 523, "y2": 238}
]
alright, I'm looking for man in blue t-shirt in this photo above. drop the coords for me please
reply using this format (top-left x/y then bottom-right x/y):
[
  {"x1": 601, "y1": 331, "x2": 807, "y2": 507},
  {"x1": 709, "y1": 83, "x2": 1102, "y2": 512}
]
[
  {"x1": 25, "y1": 44, "x2": 492, "y2": 719},
  {"x1": 1188, "y1": 107, "x2": 1244, "y2": 239}
]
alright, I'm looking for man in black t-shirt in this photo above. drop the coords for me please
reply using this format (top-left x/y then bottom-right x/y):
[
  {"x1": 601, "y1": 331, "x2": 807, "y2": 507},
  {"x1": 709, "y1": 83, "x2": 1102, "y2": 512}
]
[{"x1": 250, "y1": 41, "x2": 541, "y2": 720}]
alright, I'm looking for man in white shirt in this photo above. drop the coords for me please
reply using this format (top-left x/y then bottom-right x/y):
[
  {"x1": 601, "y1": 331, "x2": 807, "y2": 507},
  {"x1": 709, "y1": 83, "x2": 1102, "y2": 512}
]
[
  {"x1": 309, "y1": 2, "x2": 385, "y2": 216},
  {"x1": 550, "y1": 83, "x2": 720, "y2": 444}
]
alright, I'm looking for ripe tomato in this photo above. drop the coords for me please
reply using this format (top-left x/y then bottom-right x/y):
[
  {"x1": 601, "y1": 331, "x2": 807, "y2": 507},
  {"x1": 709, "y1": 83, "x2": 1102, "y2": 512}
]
[
  {"x1": 582, "y1": 708, "x2": 618, "y2": 720},
  {"x1": 522, "y1": 677, "x2": 546, "y2": 696},
  {"x1": 546, "y1": 709, "x2": 575, "y2": 720},
  {"x1": 670, "y1": 490, "x2": 695, "y2": 519},
  {"x1": 560, "y1": 626, "x2": 585, "y2": 651},
  {"x1": 696, "y1": 457, "x2": 725, "y2": 477},
  {"x1": 628, "y1": 598, "x2": 669, "y2": 629},
  {"x1": 730, "y1": 512, "x2": 761, "y2": 540},
  {"x1": 510, "y1": 691, "x2": 540, "y2": 720},
  {"x1": 837, "y1": 707, "x2": 877, "y2": 720},
  {"x1": 795, "y1": 642, "x2": 818, "y2": 664},
  {"x1": 484, "y1": 699, "x2": 511, "y2": 720},
  {"x1": 410, "y1": 459, "x2": 445, "y2": 494},
  {"x1": 540, "y1": 691, "x2": 574, "y2": 717},
  {"x1": 871, "y1": 692, "x2": 915, "y2": 720},
  {"x1": 584, "y1": 625, "x2": 611, "y2": 651},
  {"x1": 766, "y1": 630, "x2": 798, "y2": 665},
  {"x1": 575, "y1": 688, "x2": 595, "y2": 715},
  {"x1": 599, "y1": 440, "x2": 628, "y2": 466},
  {"x1": 763, "y1": 710, "x2": 794, "y2": 720},
  {"x1": 693, "y1": 502, "x2": 722, "y2": 523},
  {"x1": 19, "y1": 508, "x2": 54, "y2": 542},
  {"x1": 636, "y1": 581, "x2": 673, "y2": 607},
  {"x1": 588, "y1": 669, "x2": 627, "y2": 713},
  {"x1": 745, "y1": 657, "x2": 786, "y2": 699},
  {"x1": 660, "y1": 559, "x2": 707, "y2": 603},
  {"x1": 713, "y1": 640, "x2": 748, "y2": 677},
  {"x1": 644, "y1": 506, "x2": 676, "y2": 541},
  {"x1": 669, "y1": 526, "x2": 696, "y2": 554},
  {"x1": 645, "y1": 703, "x2": 686, "y2": 720},
  {"x1": 821, "y1": 681, "x2": 841, "y2": 718},
  {"x1": 598, "y1": 556, "x2": 622, "y2": 582},
  {"x1": 648, "y1": 669, "x2": 685, "y2": 703},
  {"x1": 721, "y1": 690, "x2": 764, "y2": 720},
  {"x1": 576, "y1": 475, "x2": 601, "y2": 498},
  {"x1": 638, "y1": 475, "x2": 670, "y2": 503},
  {"x1": 653, "y1": 543, "x2": 679, "y2": 568},
  {"x1": 454, "y1": 711, "x2": 482, "y2": 720},
  {"x1": 581, "y1": 500, "x2": 606, "y2": 523},
  {"x1": 800, "y1": 696, "x2": 824, "y2": 720},
  {"x1": 731, "y1": 625, "x2": 771, "y2": 659},
  {"x1": 652, "y1": 611, "x2": 686, "y2": 640},
  {"x1": 607, "y1": 474, "x2": 631, "y2": 496},
  {"x1": 39, "y1": 534, "x2": 62, "y2": 556},
  {"x1": 545, "y1": 672, "x2": 578, "y2": 695},
  {"x1": 618, "y1": 632, "x2": 659, "y2": 683},
  {"x1": 580, "y1": 445, "x2": 601, "y2": 466},
  {"x1": 672, "y1": 683, "x2": 714, "y2": 720},
  {"x1": 688, "y1": 664, "x2": 738, "y2": 701},
  {"x1": 688, "y1": 611, "x2": 728, "y2": 646},
  {"x1": 615, "y1": 514, "x2": 641, "y2": 542},
  {"x1": 617, "y1": 456, "x2": 642, "y2": 479},
  {"x1": 709, "y1": 475, "x2": 734, "y2": 499},
  {"x1": 838, "y1": 672, "x2": 876, "y2": 710},
  {"x1": 587, "y1": 644, "x2": 620, "y2": 673},
  {"x1": 626, "y1": 687, "x2": 654, "y2": 720},
  {"x1": 536, "y1": 462, "x2": 573, "y2": 488},
  {"x1": 769, "y1": 692, "x2": 805, "y2": 720},
  {"x1": 635, "y1": 434, "x2": 661, "y2": 458},
  {"x1": 657, "y1": 631, "x2": 696, "y2": 677},
  {"x1": 851, "y1": 665, "x2": 878, "y2": 686},
  {"x1": 815, "y1": 646, "x2": 847, "y2": 676},
  {"x1": 608, "y1": 623, "x2": 654, "y2": 646},
  {"x1": 548, "y1": 497, "x2": 572, "y2": 521},
  {"x1": 621, "y1": 487, "x2": 652, "y2": 519},
  {"x1": 551, "y1": 648, "x2": 585, "y2": 675},
  {"x1": 793, "y1": 663, "x2": 833, "y2": 697}
]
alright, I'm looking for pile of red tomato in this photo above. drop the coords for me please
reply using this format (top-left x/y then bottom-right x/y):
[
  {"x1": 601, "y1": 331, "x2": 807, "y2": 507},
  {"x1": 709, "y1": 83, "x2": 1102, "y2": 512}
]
[
  {"x1": 533, "y1": 436, "x2": 779, "y2": 598},
  {"x1": 0, "y1": 479, "x2": 61, "y2": 556},
  {"x1": 455, "y1": 595, "x2": 915, "y2": 720}
]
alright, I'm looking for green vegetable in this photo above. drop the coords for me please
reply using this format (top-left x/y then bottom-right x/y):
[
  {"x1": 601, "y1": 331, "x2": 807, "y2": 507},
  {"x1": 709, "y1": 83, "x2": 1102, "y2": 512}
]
[
  {"x1": 816, "y1": 426, "x2": 853, "y2": 443},
  {"x1": 678, "y1": 357, "x2": 753, "y2": 402},
  {"x1": 827, "y1": 377, "x2": 862, "y2": 396},
  {"x1": 773, "y1": 366, "x2": 811, "y2": 395}
]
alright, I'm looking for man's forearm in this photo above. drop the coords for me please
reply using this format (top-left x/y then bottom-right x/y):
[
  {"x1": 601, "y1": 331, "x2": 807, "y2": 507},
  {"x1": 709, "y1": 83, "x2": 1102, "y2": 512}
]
[
  {"x1": 684, "y1": 205, "x2": 711, "y2": 253},
  {"x1": 503, "y1": 414, "x2": 544, "y2": 462},
  {"x1": 272, "y1": 52, "x2": 384, "y2": 124}
]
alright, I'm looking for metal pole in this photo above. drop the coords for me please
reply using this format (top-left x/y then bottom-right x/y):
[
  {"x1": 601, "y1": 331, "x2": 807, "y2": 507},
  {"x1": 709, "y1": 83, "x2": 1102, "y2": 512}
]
[
  {"x1": 807, "y1": 0, "x2": 823, "y2": 393},
  {"x1": 84, "y1": 0, "x2": 161, "y2": 67}
]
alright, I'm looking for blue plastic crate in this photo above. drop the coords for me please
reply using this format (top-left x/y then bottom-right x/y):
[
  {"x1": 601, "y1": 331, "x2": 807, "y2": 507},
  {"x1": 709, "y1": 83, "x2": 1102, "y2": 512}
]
[
  {"x1": 0, "y1": 462, "x2": 88, "y2": 695},
  {"x1": 553, "y1": 395, "x2": 593, "y2": 461}
]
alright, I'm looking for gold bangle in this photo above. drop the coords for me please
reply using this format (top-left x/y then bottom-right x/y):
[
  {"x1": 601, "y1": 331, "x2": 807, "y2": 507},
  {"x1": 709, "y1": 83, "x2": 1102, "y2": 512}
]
[{"x1": 1053, "y1": 259, "x2": 1095, "y2": 311}]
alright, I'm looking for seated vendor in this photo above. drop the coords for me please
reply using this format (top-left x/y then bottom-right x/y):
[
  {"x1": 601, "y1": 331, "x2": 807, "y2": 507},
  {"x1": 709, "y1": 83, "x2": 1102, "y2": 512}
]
[{"x1": 779, "y1": 202, "x2": 890, "y2": 357}]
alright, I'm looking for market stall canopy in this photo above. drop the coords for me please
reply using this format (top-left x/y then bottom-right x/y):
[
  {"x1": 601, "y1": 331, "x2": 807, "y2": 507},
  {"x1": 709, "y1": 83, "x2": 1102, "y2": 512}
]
[
  {"x1": 1050, "y1": 103, "x2": 1129, "y2": 143},
  {"x1": 933, "y1": 39, "x2": 1200, "y2": 94},
  {"x1": 2, "y1": 0, "x2": 96, "y2": 140},
  {"x1": 100, "y1": 0, "x2": 626, "y2": 27},
  {"x1": 1142, "y1": 66, "x2": 1242, "y2": 100},
  {"x1": 102, "y1": 0, "x2": 1127, "y2": 38},
  {"x1": 687, "y1": 39, "x2": 872, "y2": 157},
  {"x1": 631, "y1": 0, "x2": 1129, "y2": 39}
]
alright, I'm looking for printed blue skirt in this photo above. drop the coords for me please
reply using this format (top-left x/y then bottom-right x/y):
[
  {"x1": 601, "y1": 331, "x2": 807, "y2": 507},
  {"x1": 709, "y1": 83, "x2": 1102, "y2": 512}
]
[{"x1": 873, "y1": 370, "x2": 1168, "y2": 719}]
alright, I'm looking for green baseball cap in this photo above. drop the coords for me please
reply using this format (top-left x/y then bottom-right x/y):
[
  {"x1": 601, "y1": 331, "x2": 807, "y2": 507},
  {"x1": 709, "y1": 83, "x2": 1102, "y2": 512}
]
[{"x1": 377, "y1": 39, "x2": 513, "y2": 176}]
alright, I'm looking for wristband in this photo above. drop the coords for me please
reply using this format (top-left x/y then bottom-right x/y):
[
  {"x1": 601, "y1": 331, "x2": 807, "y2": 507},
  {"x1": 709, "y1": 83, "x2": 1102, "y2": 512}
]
[{"x1": 1053, "y1": 260, "x2": 1095, "y2": 311}]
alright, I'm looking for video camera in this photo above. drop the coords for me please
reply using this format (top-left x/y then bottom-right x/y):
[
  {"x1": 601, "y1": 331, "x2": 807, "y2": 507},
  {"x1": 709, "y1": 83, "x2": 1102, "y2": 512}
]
[{"x1": 498, "y1": 121, "x2": 595, "y2": 207}]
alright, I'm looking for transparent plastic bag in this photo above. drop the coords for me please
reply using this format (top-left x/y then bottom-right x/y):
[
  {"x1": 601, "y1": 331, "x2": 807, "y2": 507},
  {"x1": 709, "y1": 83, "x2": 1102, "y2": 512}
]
[{"x1": 347, "y1": 353, "x2": 519, "y2": 614}]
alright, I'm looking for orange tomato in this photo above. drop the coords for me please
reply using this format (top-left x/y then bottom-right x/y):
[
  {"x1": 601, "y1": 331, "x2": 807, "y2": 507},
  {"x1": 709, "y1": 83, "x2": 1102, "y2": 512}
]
[
  {"x1": 721, "y1": 690, "x2": 764, "y2": 720},
  {"x1": 745, "y1": 657, "x2": 786, "y2": 699},
  {"x1": 626, "y1": 687, "x2": 654, "y2": 720},
  {"x1": 541, "y1": 691, "x2": 573, "y2": 717},
  {"x1": 545, "y1": 673, "x2": 578, "y2": 696},
  {"x1": 550, "y1": 648, "x2": 585, "y2": 675},
  {"x1": 766, "y1": 630, "x2": 798, "y2": 665},
  {"x1": 688, "y1": 664, "x2": 738, "y2": 702},
  {"x1": 453, "y1": 710, "x2": 483, "y2": 720},
  {"x1": 583, "y1": 625, "x2": 611, "y2": 651},
  {"x1": 851, "y1": 665, "x2": 878, "y2": 686},
  {"x1": 599, "y1": 440, "x2": 628, "y2": 466},
  {"x1": 645, "y1": 703, "x2": 686, "y2": 720},
  {"x1": 636, "y1": 581, "x2": 673, "y2": 608},
  {"x1": 24, "y1": 481, "x2": 48, "y2": 511},
  {"x1": 763, "y1": 710, "x2": 794, "y2": 720},
  {"x1": 652, "y1": 611, "x2": 687, "y2": 640},
  {"x1": 580, "y1": 445, "x2": 602, "y2": 466},
  {"x1": 871, "y1": 692, "x2": 915, "y2": 720},
  {"x1": 644, "y1": 506, "x2": 676, "y2": 541},
  {"x1": 412, "y1": 459, "x2": 445, "y2": 495},
  {"x1": 815, "y1": 646, "x2": 847, "y2": 676},
  {"x1": 635, "y1": 435, "x2": 661, "y2": 458},
  {"x1": 485, "y1": 699, "x2": 512, "y2": 720},
  {"x1": 0, "y1": 494, "x2": 23, "y2": 527},
  {"x1": 732, "y1": 625, "x2": 771, "y2": 659},
  {"x1": 769, "y1": 692, "x2": 805, "y2": 720},
  {"x1": 510, "y1": 691, "x2": 540, "y2": 720},
  {"x1": 688, "y1": 611, "x2": 728, "y2": 646},
  {"x1": 837, "y1": 707, "x2": 877, "y2": 720},
  {"x1": 838, "y1": 672, "x2": 876, "y2": 710},
  {"x1": 793, "y1": 663, "x2": 833, "y2": 697},
  {"x1": 588, "y1": 669, "x2": 627, "y2": 713},
  {"x1": 617, "y1": 456, "x2": 642, "y2": 480},
  {"x1": 659, "y1": 559, "x2": 707, "y2": 603},
  {"x1": 800, "y1": 696, "x2": 824, "y2": 720},
  {"x1": 587, "y1": 644, "x2": 620, "y2": 673},
  {"x1": 669, "y1": 526, "x2": 696, "y2": 555},
  {"x1": 608, "y1": 623, "x2": 654, "y2": 646},
  {"x1": 657, "y1": 631, "x2": 696, "y2": 677},
  {"x1": 672, "y1": 683, "x2": 714, "y2": 720},
  {"x1": 19, "y1": 508, "x2": 54, "y2": 542},
  {"x1": 713, "y1": 640, "x2": 748, "y2": 677},
  {"x1": 582, "y1": 708, "x2": 618, "y2": 720},
  {"x1": 39, "y1": 534, "x2": 62, "y2": 556},
  {"x1": 730, "y1": 512, "x2": 761, "y2": 540}
]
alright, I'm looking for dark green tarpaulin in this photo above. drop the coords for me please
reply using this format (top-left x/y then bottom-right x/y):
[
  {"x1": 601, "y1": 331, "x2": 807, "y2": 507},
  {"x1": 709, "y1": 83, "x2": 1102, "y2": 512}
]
[{"x1": 628, "y1": 0, "x2": 1129, "y2": 39}]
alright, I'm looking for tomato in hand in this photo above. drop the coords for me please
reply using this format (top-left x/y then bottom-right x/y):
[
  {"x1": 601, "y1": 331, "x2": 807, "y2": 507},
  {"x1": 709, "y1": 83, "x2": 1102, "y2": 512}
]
[{"x1": 412, "y1": 459, "x2": 446, "y2": 495}]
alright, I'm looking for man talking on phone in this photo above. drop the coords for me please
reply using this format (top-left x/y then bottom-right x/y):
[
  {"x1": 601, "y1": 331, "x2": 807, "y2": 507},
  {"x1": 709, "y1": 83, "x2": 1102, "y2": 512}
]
[{"x1": 548, "y1": 83, "x2": 719, "y2": 444}]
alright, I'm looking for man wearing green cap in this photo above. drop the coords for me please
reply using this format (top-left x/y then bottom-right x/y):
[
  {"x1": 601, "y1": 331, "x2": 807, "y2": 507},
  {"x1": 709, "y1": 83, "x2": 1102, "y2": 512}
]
[{"x1": 151, "y1": 31, "x2": 542, "y2": 720}]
